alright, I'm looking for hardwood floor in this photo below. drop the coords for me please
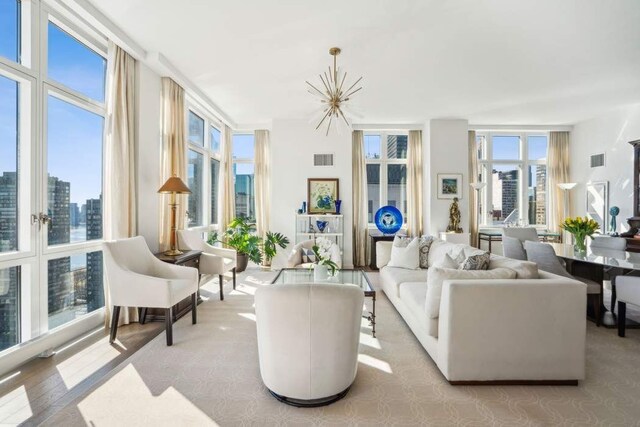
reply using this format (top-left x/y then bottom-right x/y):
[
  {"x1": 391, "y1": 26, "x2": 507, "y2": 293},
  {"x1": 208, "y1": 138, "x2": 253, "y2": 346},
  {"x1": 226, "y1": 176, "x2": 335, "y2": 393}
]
[{"x1": 0, "y1": 321, "x2": 163, "y2": 426}]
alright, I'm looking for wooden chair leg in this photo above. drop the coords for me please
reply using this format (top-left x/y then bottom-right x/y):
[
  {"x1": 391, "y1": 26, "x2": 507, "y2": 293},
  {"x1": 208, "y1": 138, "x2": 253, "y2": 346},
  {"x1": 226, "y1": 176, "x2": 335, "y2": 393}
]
[
  {"x1": 219, "y1": 275, "x2": 224, "y2": 301},
  {"x1": 110, "y1": 306, "x2": 121, "y2": 343},
  {"x1": 232, "y1": 267, "x2": 236, "y2": 290},
  {"x1": 140, "y1": 308, "x2": 147, "y2": 325},
  {"x1": 191, "y1": 292, "x2": 197, "y2": 325},
  {"x1": 165, "y1": 307, "x2": 173, "y2": 346},
  {"x1": 618, "y1": 301, "x2": 627, "y2": 337}
]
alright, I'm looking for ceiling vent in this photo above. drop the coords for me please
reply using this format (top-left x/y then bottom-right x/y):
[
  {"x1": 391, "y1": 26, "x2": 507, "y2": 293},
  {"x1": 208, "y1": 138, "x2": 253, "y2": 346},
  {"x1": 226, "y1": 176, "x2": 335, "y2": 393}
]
[
  {"x1": 314, "y1": 153, "x2": 334, "y2": 166},
  {"x1": 590, "y1": 153, "x2": 605, "y2": 168}
]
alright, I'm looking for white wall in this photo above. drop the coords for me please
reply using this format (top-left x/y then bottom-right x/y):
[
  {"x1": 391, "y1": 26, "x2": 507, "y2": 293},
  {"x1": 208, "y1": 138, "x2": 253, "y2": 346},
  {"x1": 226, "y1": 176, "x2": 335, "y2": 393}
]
[
  {"x1": 270, "y1": 120, "x2": 353, "y2": 267},
  {"x1": 570, "y1": 104, "x2": 640, "y2": 233},
  {"x1": 135, "y1": 62, "x2": 162, "y2": 251},
  {"x1": 427, "y1": 119, "x2": 470, "y2": 235}
]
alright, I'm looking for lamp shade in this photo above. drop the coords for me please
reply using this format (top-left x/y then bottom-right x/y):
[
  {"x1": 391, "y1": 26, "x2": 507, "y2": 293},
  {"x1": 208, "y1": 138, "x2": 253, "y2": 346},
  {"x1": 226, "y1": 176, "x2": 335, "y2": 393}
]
[
  {"x1": 470, "y1": 182, "x2": 487, "y2": 191},
  {"x1": 158, "y1": 176, "x2": 191, "y2": 194},
  {"x1": 557, "y1": 182, "x2": 577, "y2": 191}
]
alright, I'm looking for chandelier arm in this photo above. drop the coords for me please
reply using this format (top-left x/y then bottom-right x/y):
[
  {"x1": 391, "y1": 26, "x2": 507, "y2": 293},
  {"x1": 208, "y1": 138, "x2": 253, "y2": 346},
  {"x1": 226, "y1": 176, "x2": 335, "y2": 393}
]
[
  {"x1": 343, "y1": 86, "x2": 363, "y2": 99},
  {"x1": 315, "y1": 108, "x2": 332, "y2": 130},
  {"x1": 306, "y1": 83, "x2": 330, "y2": 101},
  {"x1": 337, "y1": 107, "x2": 350, "y2": 126},
  {"x1": 338, "y1": 71, "x2": 347, "y2": 95},
  {"x1": 323, "y1": 70, "x2": 334, "y2": 94},
  {"x1": 319, "y1": 73, "x2": 332, "y2": 95},
  {"x1": 343, "y1": 76, "x2": 363, "y2": 96},
  {"x1": 325, "y1": 112, "x2": 334, "y2": 136}
]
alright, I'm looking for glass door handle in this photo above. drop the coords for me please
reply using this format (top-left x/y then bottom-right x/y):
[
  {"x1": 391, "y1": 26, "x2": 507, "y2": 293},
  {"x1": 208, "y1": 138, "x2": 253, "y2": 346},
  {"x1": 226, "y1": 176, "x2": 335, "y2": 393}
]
[{"x1": 33, "y1": 213, "x2": 51, "y2": 225}]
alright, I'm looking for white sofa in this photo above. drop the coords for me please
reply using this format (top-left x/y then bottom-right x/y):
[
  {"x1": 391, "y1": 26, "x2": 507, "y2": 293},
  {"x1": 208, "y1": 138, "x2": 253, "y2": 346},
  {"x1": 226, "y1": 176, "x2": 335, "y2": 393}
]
[{"x1": 376, "y1": 238, "x2": 587, "y2": 384}]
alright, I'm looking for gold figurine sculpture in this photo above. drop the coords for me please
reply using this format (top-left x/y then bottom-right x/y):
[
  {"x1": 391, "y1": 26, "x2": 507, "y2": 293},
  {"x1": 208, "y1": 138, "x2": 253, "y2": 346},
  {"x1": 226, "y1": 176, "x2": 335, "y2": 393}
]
[{"x1": 446, "y1": 197, "x2": 463, "y2": 233}]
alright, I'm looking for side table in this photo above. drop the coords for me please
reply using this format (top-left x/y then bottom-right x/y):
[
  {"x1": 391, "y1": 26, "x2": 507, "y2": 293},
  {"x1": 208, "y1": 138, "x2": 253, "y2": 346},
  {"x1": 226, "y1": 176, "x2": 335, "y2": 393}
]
[{"x1": 146, "y1": 250, "x2": 202, "y2": 322}]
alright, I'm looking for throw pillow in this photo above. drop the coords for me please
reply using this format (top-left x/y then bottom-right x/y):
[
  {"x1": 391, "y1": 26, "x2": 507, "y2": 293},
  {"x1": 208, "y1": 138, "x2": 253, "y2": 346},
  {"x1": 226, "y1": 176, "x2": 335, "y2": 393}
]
[
  {"x1": 460, "y1": 252, "x2": 491, "y2": 270},
  {"x1": 418, "y1": 236, "x2": 435, "y2": 268},
  {"x1": 387, "y1": 237, "x2": 420, "y2": 269},
  {"x1": 488, "y1": 255, "x2": 539, "y2": 279},
  {"x1": 501, "y1": 235, "x2": 527, "y2": 260},
  {"x1": 392, "y1": 235, "x2": 412, "y2": 247},
  {"x1": 301, "y1": 248, "x2": 316, "y2": 264},
  {"x1": 433, "y1": 252, "x2": 460, "y2": 269},
  {"x1": 425, "y1": 267, "x2": 517, "y2": 319}
]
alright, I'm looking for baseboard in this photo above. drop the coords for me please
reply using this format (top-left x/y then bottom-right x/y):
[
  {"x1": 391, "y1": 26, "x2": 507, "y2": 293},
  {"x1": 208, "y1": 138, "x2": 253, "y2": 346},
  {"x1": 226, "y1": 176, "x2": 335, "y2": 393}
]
[{"x1": 449, "y1": 379, "x2": 579, "y2": 386}]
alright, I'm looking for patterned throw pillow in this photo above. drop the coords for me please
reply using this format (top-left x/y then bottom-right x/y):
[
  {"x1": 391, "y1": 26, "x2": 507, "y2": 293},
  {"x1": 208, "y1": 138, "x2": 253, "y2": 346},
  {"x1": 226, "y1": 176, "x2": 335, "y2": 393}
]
[
  {"x1": 301, "y1": 248, "x2": 317, "y2": 264},
  {"x1": 418, "y1": 236, "x2": 434, "y2": 268},
  {"x1": 460, "y1": 252, "x2": 491, "y2": 270}
]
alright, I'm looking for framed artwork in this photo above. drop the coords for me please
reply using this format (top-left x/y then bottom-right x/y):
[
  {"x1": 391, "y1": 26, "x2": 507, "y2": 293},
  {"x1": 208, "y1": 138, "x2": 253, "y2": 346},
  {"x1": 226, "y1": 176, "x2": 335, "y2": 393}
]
[
  {"x1": 307, "y1": 178, "x2": 339, "y2": 214},
  {"x1": 437, "y1": 174, "x2": 463, "y2": 199},
  {"x1": 586, "y1": 181, "x2": 609, "y2": 233}
]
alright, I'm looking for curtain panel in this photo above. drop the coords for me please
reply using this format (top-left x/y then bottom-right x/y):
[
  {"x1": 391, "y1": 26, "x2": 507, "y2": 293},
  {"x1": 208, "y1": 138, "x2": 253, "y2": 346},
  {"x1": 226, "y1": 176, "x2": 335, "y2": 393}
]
[
  {"x1": 407, "y1": 130, "x2": 423, "y2": 236},
  {"x1": 159, "y1": 78, "x2": 187, "y2": 252},
  {"x1": 255, "y1": 129, "x2": 270, "y2": 240},
  {"x1": 218, "y1": 124, "x2": 236, "y2": 231},
  {"x1": 352, "y1": 130, "x2": 368, "y2": 267},
  {"x1": 547, "y1": 131, "x2": 571, "y2": 235},
  {"x1": 103, "y1": 42, "x2": 138, "y2": 326},
  {"x1": 468, "y1": 130, "x2": 479, "y2": 247}
]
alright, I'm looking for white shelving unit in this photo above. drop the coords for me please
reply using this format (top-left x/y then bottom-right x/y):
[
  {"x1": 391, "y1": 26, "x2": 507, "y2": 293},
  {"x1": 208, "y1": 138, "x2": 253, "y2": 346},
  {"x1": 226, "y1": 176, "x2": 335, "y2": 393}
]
[{"x1": 295, "y1": 214, "x2": 344, "y2": 263}]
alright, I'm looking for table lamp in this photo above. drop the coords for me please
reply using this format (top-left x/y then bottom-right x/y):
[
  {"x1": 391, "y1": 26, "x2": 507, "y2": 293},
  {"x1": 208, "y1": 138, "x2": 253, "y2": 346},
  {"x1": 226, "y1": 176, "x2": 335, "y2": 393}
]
[{"x1": 158, "y1": 175, "x2": 191, "y2": 256}]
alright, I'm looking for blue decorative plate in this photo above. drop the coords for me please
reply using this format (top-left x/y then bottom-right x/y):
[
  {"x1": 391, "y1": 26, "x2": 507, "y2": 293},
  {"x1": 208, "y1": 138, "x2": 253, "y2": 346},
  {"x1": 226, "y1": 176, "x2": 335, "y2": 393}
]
[{"x1": 374, "y1": 206, "x2": 403, "y2": 235}]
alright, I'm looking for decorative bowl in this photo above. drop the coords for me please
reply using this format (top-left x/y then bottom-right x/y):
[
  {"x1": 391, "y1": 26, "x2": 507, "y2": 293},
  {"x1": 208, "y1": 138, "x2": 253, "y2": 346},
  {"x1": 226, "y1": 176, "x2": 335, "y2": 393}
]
[{"x1": 374, "y1": 206, "x2": 403, "y2": 234}]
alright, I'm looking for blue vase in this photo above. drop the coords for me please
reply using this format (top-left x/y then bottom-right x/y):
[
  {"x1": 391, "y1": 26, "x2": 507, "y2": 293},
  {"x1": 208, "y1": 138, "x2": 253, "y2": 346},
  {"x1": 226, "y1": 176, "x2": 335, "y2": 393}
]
[
  {"x1": 316, "y1": 220, "x2": 328, "y2": 233},
  {"x1": 302, "y1": 201, "x2": 307, "y2": 213},
  {"x1": 374, "y1": 206, "x2": 403, "y2": 235},
  {"x1": 335, "y1": 199, "x2": 342, "y2": 214}
]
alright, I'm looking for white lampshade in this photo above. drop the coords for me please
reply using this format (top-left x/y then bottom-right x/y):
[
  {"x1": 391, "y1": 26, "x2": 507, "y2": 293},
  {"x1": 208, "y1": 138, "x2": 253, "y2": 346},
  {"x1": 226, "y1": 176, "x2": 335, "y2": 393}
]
[
  {"x1": 557, "y1": 182, "x2": 577, "y2": 190},
  {"x1": 470, "y1": 182, "x2": 487, "y2": 191}
]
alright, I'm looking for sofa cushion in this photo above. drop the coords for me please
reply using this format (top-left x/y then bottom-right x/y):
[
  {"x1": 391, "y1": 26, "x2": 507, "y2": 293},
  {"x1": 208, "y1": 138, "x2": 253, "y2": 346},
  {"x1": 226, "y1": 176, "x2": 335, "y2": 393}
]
[
  {"x1": 427, "y1": 240, "x2": 456, "y2": 267},
  {"x1": 380, "y1": 266, "x2": 429, "y2": 297},
  {"x1": 433, "y1": 253, "x2": 460, "y2": 269},
  {"x1": 489, "y1": 255, "x2": 539, "y2": 279},
  {"x1": 425, "y1": 267, "x2": 517, "y2": 319},
  {"x1": 398, "y1": 282, "x2": 438, "y2": 338},
  {"x1": 460, "y1": 252, "x2": 491, "y2": 270},
  {"x1": 388, "y1": 237, "x2": 420, "y2": 269}
]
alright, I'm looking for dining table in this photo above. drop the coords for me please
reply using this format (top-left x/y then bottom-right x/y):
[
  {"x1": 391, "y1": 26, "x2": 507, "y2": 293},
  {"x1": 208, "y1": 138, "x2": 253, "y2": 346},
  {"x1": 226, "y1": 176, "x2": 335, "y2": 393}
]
[{"x1": 549, "y1": 242, "x2": 640, "y2": 328}]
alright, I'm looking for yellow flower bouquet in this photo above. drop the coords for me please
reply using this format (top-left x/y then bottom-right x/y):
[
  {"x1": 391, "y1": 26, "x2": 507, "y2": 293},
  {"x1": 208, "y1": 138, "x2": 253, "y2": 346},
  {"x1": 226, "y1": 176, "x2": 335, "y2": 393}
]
[{"x1": 560, "y1": 216, "x2": 599, "y2": 253}]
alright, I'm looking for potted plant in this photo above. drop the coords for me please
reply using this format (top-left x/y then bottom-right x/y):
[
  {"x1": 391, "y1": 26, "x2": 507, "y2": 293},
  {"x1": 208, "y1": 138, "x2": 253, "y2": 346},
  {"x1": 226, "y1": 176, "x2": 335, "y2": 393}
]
[
  {"x1": 311, "y1": 237, "x2": 339, "y2": 281},
  {"x1": 560, "y1": 216, "x2": 599, "y2": 253},
  {"x1": 208, "y1": 217, "x2": 290, "y2": 272}
]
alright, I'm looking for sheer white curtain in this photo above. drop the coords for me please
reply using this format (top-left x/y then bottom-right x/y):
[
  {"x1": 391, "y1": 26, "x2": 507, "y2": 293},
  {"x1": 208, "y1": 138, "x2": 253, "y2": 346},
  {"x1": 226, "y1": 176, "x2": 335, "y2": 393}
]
[
  {"x1": 254, "y1": 130, "x2": 270, "y2": 240},
  {"x1": 407, "y1": 130, "x2": 423, "y2": 236},
  {"x1": 103, "y1": 42, "x2": 138, "y2": 325},
  {"x1": 548, "y1": 131, "x2": 571, "y2": 234},
  {"x1": 468, "y1": 130, "x2": 479, "y2": 247},
  {"x1": 159, "y1": 78, "x2": 187, "y2": 252},
  {"x1": 352, "y1": 130, "x2": 368, "y2": 267},
  {"x1": 218, "y1": 124, "x2": 235, "y2": 230}
]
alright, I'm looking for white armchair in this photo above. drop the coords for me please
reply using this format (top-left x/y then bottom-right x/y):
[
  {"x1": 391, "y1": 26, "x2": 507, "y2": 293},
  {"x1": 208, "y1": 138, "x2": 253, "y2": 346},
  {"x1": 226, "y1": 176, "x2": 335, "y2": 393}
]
[
  {"x1": 285, "y1": 239, "x2": 342, "y2": 269},
  {"x1": 615, "y1": 275, "x2": 640, "y2": 337},
  {"x1": 255, "y1": 283, "x2": 363, "y2": 406},
  {"x1": 103, "y1": 236, "x2": 199, "y2": 346},
  {"x1": 177, "y1": 229, "x2": 237, "y2": 301}
]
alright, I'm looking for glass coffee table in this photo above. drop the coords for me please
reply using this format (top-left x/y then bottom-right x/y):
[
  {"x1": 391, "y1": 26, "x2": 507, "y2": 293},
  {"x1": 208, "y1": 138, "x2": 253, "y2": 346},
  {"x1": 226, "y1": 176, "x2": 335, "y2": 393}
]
[{"x1": 271, "y1": 268, "x2": 377, "y2": 337}]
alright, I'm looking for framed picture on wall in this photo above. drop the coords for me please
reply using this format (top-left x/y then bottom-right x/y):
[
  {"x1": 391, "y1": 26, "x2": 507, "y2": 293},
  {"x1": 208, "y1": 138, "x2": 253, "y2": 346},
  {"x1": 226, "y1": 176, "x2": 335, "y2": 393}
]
[
  {"x1": 586, "y1": 181, "x2": 609, "y2": 233},
  {"x1": 307, "y1": 178, "x2": 339, "y2": 214},
  {"x1": 437, "y1": 174, "x2": 463, "y2": 199}
]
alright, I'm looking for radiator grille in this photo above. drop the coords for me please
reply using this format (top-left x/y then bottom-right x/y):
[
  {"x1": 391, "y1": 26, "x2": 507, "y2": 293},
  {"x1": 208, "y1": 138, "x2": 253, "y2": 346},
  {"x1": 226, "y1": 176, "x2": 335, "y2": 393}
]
[
  {"x1": 314, "y1": 153, "x2": 334, "y2": 166},
  {"x1": 590, "y1": 153, "x2": 605, "y2": 168}
]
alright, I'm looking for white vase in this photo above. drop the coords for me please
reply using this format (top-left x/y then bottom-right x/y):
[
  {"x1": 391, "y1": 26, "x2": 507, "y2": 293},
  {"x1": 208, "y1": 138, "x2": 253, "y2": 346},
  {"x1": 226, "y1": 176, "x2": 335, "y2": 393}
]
[{"x1": 313, "y1": 264, "x2": 329, "y2": 281}]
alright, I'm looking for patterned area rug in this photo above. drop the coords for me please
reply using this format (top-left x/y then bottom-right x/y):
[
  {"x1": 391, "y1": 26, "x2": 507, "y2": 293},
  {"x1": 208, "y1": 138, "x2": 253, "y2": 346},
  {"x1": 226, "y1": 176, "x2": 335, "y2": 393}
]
[{"x1": 41, "y1": 269, "x2": 640, "y2": 426}]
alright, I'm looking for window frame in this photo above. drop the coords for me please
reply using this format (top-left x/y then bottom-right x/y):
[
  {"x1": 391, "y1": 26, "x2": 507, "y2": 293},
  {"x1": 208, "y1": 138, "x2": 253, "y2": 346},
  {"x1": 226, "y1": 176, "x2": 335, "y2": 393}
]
[
  {"x1": 185, "y1": 101, "x2": 222, "y2": 231},
  {"x1": 364, "y1": 131, "x2": 409, "y2": 226},
  {"x1": 231, "y1": 132, "x2": 255, "y2": 221},
  {"x1": 476, "y1": 131, "x2": 549, "y2": 228}
]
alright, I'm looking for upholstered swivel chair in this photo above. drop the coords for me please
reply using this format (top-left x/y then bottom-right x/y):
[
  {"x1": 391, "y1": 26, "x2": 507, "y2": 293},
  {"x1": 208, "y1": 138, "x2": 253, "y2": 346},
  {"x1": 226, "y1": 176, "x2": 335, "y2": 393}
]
[
  {"x1": 255, "y1": 283, "x2": 363, "y2": 406},
  {"x1": 591, "y1": 235, "x2": 627, "y2": 313},
  {"x1": 103, "y1": 236, "x2": 199, "y2": 346},
  {"x1": 615, "y1": 275, "x2": 640, "y2": 337},
  {"x1": 524, "y1": 240, "x2": 603, "y2": 326},
  {"x1": 178, "y1": 229, "x2": 237, "y2": 301},
  {"x1": 502, "y1": 227, "x2": 539, "y2": 260}
]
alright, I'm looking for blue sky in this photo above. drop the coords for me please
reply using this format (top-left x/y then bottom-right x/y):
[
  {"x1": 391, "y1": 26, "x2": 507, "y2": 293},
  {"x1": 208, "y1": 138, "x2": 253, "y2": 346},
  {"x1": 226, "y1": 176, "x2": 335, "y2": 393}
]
[{"x1": 0, "y1": 0, "x2": 18, "y2": 62}]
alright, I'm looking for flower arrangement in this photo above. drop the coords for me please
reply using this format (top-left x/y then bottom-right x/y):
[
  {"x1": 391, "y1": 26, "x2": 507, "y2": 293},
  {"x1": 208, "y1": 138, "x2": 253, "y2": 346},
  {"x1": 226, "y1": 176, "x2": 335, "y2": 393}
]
[
  {"x1": 312, "y1": 237, "x2": 339, "y2": 276},
  {"x1": 560, "y1": 216, "x2": 599, "y2": 253}
]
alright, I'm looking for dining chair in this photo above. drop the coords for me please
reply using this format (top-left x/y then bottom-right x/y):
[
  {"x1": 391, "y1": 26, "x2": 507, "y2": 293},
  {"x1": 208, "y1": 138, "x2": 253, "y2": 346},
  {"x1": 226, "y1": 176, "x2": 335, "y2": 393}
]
[
  {"x1": 615, "y1": 275, "x2": 640, "y2": 337},
  {"x1": 524, "y1": 240, "x2": 602, "y2": 326},
  {"x1": 103, "y1": 236, "x2": 199, "y2": 346},
  {"x1": 501, "y1": 227, "x2": 538, "y2": 260},
  {"x1": 591, "y1": 235, "x2": 627, "y2": 313},
  {"x1": 502, "y1": 227, "x2": 539, "y2": 242},
  {"x1": 178, "y1": 229, "x2": 237, "y2": 301}
]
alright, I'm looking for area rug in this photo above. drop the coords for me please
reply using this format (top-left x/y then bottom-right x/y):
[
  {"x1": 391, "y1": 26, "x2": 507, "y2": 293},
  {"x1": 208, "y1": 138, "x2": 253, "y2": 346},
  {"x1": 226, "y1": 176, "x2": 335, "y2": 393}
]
[{"x1": 40, "y1": 269, "x2": 640, "y2": 426}]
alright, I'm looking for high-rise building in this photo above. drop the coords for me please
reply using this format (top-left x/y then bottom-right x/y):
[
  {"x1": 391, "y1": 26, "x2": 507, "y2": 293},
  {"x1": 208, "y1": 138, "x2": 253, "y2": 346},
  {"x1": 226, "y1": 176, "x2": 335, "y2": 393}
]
[
  {"x1": 86, "y1": 197, "x2": 103, "y2": 312},
  {"x1": 0, "y1": 172, "x2": 20, "y2": 350},
  {"x1": 535, "y1": 165, "x2": 547, "y2": 225},
  {"x1": 0, "y1": 172, "x2": 18, "y2": 252},
  {"x1": 47, "y1": 176, "x2": 71, "y2": 321},
  {"x1": 235, "y1": 170, "x2": 255, "y2": 219},
  {"x1": 69, "y1": 202, "x2": 80, "y2": 227},
  {"x1": 386, "y1": 135, "x2": 408, "y2": 158},
  {"x1": 500, "y1": 169, "x2": 518, "y2": 221}
]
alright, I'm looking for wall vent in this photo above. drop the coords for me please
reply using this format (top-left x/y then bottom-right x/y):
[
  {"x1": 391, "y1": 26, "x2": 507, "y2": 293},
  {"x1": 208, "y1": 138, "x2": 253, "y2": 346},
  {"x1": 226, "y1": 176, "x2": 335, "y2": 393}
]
[
  {"x1": 314, "y1": 153, "x2": 334, "y2": 166},
  {"x1": 590, "y1": 153, "x2": 605, "y2": 168}
]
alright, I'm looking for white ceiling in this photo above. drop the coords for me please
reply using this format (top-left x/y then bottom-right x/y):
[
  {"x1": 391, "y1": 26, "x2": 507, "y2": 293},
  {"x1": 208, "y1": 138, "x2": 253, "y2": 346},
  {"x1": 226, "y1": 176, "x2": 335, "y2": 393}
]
[{"x1": 89, "y1": 0, "x2": 640, "y2": 126}]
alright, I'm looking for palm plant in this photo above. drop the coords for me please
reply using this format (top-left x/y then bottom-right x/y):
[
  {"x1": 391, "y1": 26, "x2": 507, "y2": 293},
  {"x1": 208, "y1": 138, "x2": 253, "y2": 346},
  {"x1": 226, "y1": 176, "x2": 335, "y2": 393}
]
[{"x1": 263, "y1": 231, "x2": 290, "y2": 264}]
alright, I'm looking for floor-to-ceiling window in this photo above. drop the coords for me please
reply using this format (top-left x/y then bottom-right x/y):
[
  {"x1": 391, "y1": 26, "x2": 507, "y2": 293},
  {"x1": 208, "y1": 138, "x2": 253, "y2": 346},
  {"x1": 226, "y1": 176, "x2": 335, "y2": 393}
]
[
  {"x1": 186, "y1": 105, "x2": 222, "y2": 229},
  {"x1": 476, "y1": 132, "x2": 548, "y2": 227},
  {"x1": 364, "y1": 132, "x2": 408, "y2": 224},
  {"x1": 232, "y1": 133, "x2": 255, "y2": 221},
  {"x1": 0, "y1": 1, "x2": 107, "y2": 353}
]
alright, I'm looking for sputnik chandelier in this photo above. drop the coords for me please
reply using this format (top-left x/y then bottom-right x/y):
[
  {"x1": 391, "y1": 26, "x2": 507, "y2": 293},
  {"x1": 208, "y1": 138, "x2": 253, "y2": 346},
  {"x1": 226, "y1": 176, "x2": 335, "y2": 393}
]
[{"x1": 306, "y1": 47, "x2": 363, "y2": 135}]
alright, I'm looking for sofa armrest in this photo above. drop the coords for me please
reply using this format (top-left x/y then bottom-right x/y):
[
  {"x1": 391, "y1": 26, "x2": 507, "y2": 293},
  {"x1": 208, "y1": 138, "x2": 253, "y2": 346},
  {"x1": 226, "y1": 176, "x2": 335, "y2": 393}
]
[
  {"x1": 376, "y1": 241, "x2": 393, "y2": 269},
  {"x1": 438, "y1": 278, "x2": 586, "y2": 382}
]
